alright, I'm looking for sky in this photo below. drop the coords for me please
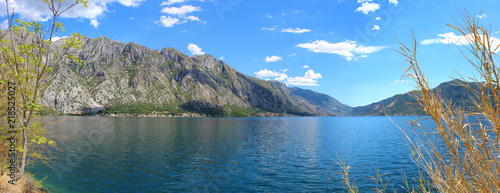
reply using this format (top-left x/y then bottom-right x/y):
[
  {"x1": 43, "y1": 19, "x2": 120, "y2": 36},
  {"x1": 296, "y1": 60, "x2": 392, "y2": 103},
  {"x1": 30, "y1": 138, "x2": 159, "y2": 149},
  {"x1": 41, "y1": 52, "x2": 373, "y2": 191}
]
[{"x1": 1, "y1": 0, "x2": 500, "y2": 107}]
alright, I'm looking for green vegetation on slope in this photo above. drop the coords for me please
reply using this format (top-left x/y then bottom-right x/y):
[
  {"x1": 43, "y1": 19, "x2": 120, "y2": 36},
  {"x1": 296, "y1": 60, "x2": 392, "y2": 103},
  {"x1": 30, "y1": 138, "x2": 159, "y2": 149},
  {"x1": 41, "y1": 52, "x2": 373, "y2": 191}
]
[{"x1": 100, "y1": 102, "x2": 186, "y2": 116}]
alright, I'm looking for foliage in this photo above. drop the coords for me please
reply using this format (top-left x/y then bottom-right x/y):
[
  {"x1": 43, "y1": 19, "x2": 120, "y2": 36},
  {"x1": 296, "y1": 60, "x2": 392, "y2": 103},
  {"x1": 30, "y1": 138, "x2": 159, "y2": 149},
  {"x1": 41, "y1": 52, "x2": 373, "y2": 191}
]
[
  {"x1": 102, "y1": 102, "x2": 186, "y2": 116},
  {"x1": 36, "y1": 106, "x2": 61, "y2": 116},
  {"x1": 0, "y1": 0, "x2": 87, "y2": 178}
]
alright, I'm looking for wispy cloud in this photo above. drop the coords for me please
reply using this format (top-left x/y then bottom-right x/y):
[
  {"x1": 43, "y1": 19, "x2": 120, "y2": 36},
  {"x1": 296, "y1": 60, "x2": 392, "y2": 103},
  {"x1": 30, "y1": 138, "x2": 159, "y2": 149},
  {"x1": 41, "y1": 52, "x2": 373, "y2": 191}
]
[
  {"x1": 281, "y1": 27, "x2": 311, "y2": 33},
  {"x1": 296, "y1": 40, "x2": 386, "y2": 61},
  {"x1": 421, "y1": 32, "x2": 500, "y2": 53},
  {"x1": 161, "y1": 5, "x2": 202, "y2": 15},
  {"x1": 261, "y1": 26, "x2": 277, "y2": 31},
  {"x1": 160, "y1": 0, "x2": 186, "y2": 6},
  {"x1": 265, "y1": 55, "x2": 283, "y2": 63}
]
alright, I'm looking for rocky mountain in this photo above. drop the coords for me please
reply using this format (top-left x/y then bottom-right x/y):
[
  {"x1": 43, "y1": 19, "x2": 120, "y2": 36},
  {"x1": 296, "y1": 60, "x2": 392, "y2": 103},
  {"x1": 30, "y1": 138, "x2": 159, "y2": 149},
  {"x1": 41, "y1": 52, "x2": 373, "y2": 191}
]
[
  {"x1": 350, "y1": 80, "x2": 481, "y2": 116},
  {"x1": 40, "y1": 36, "x2": 350, "y2": 116}
]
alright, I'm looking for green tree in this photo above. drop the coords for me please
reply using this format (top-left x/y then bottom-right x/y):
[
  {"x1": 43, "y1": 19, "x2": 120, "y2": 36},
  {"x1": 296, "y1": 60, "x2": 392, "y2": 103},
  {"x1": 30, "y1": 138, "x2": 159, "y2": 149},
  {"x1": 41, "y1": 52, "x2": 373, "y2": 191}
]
[{"x1": 0, "y1": 0, "x2": 87, "y2": 179}]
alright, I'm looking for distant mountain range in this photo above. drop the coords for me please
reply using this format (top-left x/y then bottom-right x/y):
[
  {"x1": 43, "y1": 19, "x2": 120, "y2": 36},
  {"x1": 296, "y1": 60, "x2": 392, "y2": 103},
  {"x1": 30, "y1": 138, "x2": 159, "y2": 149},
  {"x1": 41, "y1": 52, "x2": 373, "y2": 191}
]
[
  {"x1": 39, "y1": 36, "x2": 480, "y2": 117},
  {"x1": 350, "y1": 80, "x2": 480, "y2": 116}
]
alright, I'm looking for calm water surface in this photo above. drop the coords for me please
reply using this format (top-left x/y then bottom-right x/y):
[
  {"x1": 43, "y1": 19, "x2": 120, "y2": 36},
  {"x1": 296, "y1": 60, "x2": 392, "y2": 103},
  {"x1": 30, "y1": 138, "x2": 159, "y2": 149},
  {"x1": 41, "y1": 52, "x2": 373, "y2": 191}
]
[{"x1": 30, "y1": 116, "x2": 436, "y2": 192}]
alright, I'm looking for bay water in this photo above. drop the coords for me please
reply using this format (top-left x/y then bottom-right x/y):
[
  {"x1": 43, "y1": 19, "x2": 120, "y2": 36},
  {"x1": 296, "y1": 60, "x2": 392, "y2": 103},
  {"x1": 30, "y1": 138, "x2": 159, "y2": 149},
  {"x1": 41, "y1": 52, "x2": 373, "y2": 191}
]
[{"x1": 29, "y1": 116, "x2": 436, "y2": 192}]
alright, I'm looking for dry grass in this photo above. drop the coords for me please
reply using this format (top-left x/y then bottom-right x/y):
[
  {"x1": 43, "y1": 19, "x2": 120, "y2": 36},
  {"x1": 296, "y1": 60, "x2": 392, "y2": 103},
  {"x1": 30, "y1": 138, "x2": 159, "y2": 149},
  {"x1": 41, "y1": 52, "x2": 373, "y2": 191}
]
[
  {"x1": 0, "y1": 172, "x2": 45, "y2": 193},
  {"x1": 0, "y1": 139, "x2": 45, "y2": 192},
  {"x1": 395, "y1": 8, "x2": 500, "y2": 192}
]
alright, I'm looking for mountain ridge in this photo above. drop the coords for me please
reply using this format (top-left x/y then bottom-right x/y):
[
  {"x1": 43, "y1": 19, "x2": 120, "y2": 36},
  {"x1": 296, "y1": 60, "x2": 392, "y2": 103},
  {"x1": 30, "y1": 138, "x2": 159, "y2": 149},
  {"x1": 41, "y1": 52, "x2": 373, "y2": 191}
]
[{"x1": 40, "y1": 35, "x2": 350, "y2": 116}]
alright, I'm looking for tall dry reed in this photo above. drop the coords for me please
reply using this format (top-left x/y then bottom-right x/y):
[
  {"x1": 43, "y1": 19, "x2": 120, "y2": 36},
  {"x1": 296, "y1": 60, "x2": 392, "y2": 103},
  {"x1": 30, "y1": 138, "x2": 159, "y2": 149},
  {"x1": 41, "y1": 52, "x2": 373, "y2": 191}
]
[{"x1": 395, "y1": 9, "x2": 500, "y2": 192}]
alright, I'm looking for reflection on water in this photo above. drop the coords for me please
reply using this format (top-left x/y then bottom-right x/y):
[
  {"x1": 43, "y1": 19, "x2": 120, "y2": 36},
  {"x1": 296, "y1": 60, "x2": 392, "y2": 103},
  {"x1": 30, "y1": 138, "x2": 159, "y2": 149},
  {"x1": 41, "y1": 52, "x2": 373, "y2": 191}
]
[{"x1": 30, "y1": 116, "x2": 435, "y2": 192}]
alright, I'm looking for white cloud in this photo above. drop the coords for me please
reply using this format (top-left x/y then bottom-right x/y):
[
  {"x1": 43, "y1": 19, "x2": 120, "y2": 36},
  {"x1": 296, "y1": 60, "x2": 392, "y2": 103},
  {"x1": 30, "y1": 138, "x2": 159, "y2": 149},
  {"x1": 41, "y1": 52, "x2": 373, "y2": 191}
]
[
  {"x1": 388, "y1": 0, "x2": 398, "y2": 6},
  {"x1": 356, "y1": 2, "x2": 380, "y2": 14},
  {"x1": 51, "y1": 36, "x2": 68, "y2": 42},
  {"x1": 357, "y1": 0, "x2": 372, "y2": 2},
  {"x1": 90, "y1": 19, "x2": 100, "y2": 29},
  {"x1": 285, "y1": 70, "x2": 322, "y2": 86},
  {"x1": 156, "y1": 15, "x2": 204, "y2": 27},
  {"x1": 160, "y1": 0, "x2": 186, "y2": 6},
  {"x1": 261, "y1": 27, "x2": 277, "y2": 31},
  {"x1": 265, "y1": 14, "x2": 272, "y2": 19},
  {"x1": 254, "y1": 69, "x2": 288, "y2": 81},
  {"x1": 301, "y1": 65, "x2": 310, "y2": 68},
  {"x1": 188, "y1": 43, "x2": 205, "y2": 55},
  {"x1": 288, "y1": 53, "x2": 296, "y2": 57},
  {"x1": 275, "y1": 74, "x2": 288, "y2": 81},
  {"x1": 421, "y1": 32, "x2": 471, "y2": 45},
  {"x1": 157, "y1": 4, "x2": 205, "y2": 27},
  {"x1": 371, "y1": 25, "x2": 380, "y2": 30},
  {"x1": 185, "y1": 15, "x2": 201, "y2": 21},
  {"x1": 254, "y1": 68, "x2": 323, "y2": 86},
  {"x1": 375, "y1": 17, "x2": 381, "y2": 20},
  {"x1": 157, "y1": 15, "x2": 180, "y2": 27},
  {"x1": 161, "y1": 5, "x2": 202, "y2": 16},
  {"x1": 0, "y1": 0, "x2": 144, "y2": 28},
  {"x1": 219, "y1": 56, "x2": 224, "y2": 60},
  {"x1": 296, "y1": 40, "x2": 386, "y2": 61},
  {"x1": 117, "y1": 0, "x2": 144, "y2": 7},
  {"x1": 281, "y1": 28, "x2": 311, "y2": 33},
  {"x1": 477, "y1": 13, "x2": 487, "y2": 19},
  {"x1": 421, "y1": 32, "x2": 500, "y2": 53},
  {"x1": 0, "y1": 19, "x2": 8, "y2": 30},
  {"x1": 129, "y1": 17, "x2": 135, "y2": 20},
  {"x1": 265, "y1": 55, "x2": 282, "y2": 63}
]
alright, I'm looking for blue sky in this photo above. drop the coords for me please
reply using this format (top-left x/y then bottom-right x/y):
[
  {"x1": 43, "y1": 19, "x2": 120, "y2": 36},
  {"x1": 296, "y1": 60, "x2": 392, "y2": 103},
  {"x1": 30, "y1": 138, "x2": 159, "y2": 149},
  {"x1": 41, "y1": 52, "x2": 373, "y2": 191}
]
[{"x1": 2, "y1": 0, "x2": 500, "y2": 107}]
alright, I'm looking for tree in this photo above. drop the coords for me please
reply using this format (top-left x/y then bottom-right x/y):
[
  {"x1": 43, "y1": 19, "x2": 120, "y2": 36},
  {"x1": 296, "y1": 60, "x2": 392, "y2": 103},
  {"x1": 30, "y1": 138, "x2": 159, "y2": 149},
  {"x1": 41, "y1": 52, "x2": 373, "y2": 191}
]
[{"x1": 0, "y1": 0, "x2": 88, "y2": 180}]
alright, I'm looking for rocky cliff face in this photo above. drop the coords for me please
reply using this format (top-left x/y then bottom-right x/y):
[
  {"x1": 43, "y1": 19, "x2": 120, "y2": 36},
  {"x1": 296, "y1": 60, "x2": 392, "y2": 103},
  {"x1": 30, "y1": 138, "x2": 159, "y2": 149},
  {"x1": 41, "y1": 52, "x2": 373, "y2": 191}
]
[{"x1": 40, "y1": 36, "x2": 348, "y2": 116}]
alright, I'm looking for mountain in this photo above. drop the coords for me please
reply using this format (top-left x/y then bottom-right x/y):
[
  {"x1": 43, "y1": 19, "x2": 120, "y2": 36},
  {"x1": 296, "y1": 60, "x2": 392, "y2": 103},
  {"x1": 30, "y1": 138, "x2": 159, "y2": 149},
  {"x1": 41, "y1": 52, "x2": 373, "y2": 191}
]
[
  {"x1": 351, "y1": 80, "x2": 480, "y2": 116},
  {"x1": 39, "y1": 36, "x2": 350, "y2": 116},
  {"x1": 289, "y1": 87, "x2": 352, "y2": 116}
]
